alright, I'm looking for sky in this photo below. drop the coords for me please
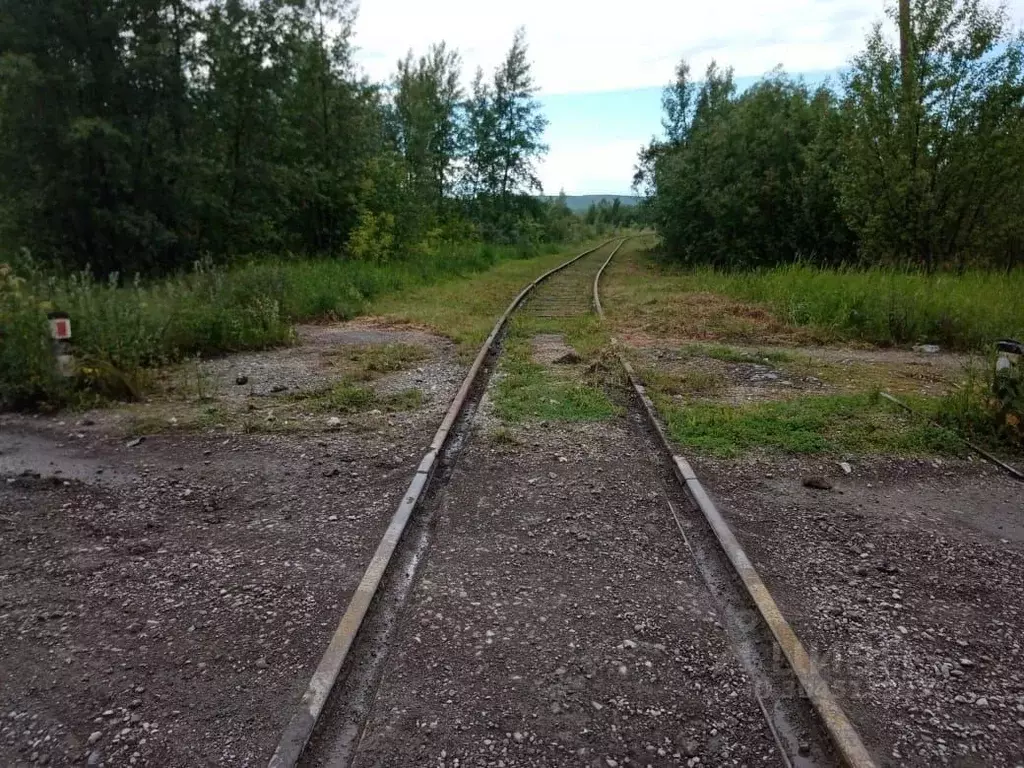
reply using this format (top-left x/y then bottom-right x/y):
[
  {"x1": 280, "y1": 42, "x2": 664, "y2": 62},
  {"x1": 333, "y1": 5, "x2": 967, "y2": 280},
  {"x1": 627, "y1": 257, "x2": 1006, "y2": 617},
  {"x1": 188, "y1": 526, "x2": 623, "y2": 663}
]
[{"x1": 352, "y1": 0, "x2": 1024, "y2": 196}]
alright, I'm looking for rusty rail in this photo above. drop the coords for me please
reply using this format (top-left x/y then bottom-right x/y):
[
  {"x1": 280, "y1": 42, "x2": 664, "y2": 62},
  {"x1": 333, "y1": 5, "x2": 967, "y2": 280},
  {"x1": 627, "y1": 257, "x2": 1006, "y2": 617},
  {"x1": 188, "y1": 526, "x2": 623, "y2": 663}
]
[
  {"x1": 267, "y1": 238, "x2": 622, "y2": 768},
  {"x1": 593, "y1": 238, "x2": 878, "y2": 768}
]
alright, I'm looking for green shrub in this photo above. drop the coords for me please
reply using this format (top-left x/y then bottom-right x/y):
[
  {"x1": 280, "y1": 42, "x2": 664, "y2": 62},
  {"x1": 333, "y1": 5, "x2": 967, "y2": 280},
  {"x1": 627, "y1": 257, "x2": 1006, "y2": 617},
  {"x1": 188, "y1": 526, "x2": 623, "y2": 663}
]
[
  {"x1": 937, "y1": 359, "x2": 1024, "y2": 450},
  {"x1": 0, "y1": 265, "x2": 65, "y2": 408}
]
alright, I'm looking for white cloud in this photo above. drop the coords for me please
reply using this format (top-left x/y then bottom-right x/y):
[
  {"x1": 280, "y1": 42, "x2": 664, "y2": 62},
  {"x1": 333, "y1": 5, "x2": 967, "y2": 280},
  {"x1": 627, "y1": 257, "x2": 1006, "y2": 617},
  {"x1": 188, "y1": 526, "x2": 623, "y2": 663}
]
[
  {"x1": 353, "y1": 0, "x2": 890, "y2": 94},
  {"x1": 353, "y1": 0, "x2": 1024, "y2": 193},
  {"x1": 537, "y1": 138, "x2": 642, "y2": 196}
]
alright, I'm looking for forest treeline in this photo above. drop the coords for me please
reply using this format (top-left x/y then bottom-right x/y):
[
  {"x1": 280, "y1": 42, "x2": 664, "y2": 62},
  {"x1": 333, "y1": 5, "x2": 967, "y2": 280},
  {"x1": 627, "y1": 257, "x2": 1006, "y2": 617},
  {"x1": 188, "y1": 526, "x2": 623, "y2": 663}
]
[
  {"x1": 0, "y1": 1, "x2": 582, "y2": 276},
  {"x1": 637, "y1": 0, "x2": 1024, "y2": 271}
]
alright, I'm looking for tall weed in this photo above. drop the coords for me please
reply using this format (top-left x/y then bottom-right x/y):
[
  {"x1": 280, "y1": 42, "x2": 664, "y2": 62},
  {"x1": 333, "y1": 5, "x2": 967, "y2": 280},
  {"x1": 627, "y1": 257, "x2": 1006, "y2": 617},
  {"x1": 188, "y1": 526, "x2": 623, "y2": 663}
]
[
  {"x1": 0, "y1": 239, "x2": 556, "y2": 409},
  {"x1": 682, "y1": 263, "x2": 1024, "y2": 350}
]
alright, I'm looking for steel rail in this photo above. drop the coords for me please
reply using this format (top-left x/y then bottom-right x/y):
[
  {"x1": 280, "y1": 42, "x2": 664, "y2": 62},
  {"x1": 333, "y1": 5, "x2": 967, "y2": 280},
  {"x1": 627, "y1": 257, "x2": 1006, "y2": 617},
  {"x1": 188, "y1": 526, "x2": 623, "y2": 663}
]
[
  {"x1": 267, "y1": 238, "x2": 622, "y2": 768},
  {"x1": 593, "y1": 239, "x2": 878, "y2": 768},
  {"x1": 880, "y1": 391, "x2": 1024, "y2": 481}
]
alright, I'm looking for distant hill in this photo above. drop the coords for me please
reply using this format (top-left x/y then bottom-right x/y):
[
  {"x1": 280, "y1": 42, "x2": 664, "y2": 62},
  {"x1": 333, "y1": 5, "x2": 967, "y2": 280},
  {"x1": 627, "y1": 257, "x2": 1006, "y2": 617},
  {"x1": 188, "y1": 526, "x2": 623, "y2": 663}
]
[{"x1": 541, "y1": 194, "x2": 641, "y2": 213}]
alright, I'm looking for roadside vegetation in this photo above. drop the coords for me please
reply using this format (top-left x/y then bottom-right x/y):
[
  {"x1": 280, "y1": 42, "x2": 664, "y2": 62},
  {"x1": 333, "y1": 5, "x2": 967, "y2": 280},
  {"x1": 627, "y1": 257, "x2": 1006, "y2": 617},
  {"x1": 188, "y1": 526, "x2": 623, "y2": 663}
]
[
  {"x1": 608, "y1": 252, "x2": 1024, "y2": 351},
  {"x1": 631, "y1": 0, "x2": 1024, "y2": 453},
  {"x1": 0, "y1": 2, "x2": 633, "y2": 410},
  {"x1": 637, "y1": 0, "x2": 1024, "y2": 273},
  {"x1": 607, "y1": 247, "x2": 1023, "y2": 456},
  {"x1": 0, "y1": 241, "x2": 583, "y2": 409},
  {"x1": 655, "y1": 392, "x2": 954, "y2": 459}
]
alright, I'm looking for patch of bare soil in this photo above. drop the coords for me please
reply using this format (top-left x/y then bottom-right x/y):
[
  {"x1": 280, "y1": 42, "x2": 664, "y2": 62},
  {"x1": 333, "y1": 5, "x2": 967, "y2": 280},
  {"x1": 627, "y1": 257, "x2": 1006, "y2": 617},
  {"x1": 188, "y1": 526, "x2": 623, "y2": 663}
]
[
  {"x1": 529, "y1": 334, "x2": 580, "y2": 367},
  {"x1": 352, "y1": 416, "x2": 780, "y2": 768},
  {"x1": 693, "y1": 454, "x2": 1024, "y2": 766},
  {"x1": 0, "y1": 320, "x2": 466, "y2": 767}
]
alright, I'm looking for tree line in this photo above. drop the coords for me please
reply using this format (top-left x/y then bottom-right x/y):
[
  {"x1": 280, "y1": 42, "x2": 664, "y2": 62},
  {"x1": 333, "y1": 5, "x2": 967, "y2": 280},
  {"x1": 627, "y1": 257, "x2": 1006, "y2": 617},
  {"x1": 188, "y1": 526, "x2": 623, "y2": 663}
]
[
  {"x1": 637, "y1": 0, "x2": 1024, "y2": 271},
  {"x1": 583, "y1": 197, "x2": 644, "y2": 230},
  {"x1": 0, "y1": 0, "x2": 559, "y2": 276}
]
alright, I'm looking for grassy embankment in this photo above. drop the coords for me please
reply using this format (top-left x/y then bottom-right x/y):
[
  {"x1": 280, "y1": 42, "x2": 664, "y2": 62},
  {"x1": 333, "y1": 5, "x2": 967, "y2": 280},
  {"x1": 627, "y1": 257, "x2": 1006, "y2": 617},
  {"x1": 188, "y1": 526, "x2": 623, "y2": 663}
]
[
  {"x1": 0, "y1": 241, "x2": 594, "y2": 410},
  {"x1": 600, "y1": 244, "x2": 1024, "y2": 458}
]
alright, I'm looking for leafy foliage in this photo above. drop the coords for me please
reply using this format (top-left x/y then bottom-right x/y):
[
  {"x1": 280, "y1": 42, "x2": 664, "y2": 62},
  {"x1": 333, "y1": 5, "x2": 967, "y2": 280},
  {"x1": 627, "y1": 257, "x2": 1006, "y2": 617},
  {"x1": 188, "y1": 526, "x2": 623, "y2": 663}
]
[
  {"x1": 0, "y1": 4, "x2": 568, "y2": 275},
  {"x1": 640, "y1": 0, "x2": 1024, "y2": 271}
]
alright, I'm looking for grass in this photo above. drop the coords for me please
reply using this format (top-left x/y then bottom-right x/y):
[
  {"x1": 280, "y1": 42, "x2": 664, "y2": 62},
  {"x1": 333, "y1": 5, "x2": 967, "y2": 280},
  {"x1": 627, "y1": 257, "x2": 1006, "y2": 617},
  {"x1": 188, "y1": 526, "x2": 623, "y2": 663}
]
[
  {"x1": 1, "y1": 239, "x2": 594, "y2": 409},
  {"x1": 690, "y1": 264, "x2": 1024, "y2": 351},
  {"x1": 331, "y1": 343, "x2": 430, "y2": 381},
  {"x1": 493, "y1": 339, "x2": 619, "y2": 423},
  {"x1": 490, "y1": 305, "x2": 621, "y2": 423},
  {"x1": 641, "y1": 366, "x2": 725, "y2": 397},
  {"x1": 366, "y1": 239, "x2": 612, "y2": 353},
  {"x1": 290, "y1": 379, "x2": 424, "y2": 414},
  {"x1": 603, "y1": 246, "x2": 1024, "y2": 351},
  {"x1": 656, "y1": 391, "x2": 957, "y2": 458},
  {"x1": 602, "y1": 242, "x2": 1023, "y2": 457},
  {"x1": 487, "y1": 426, "x2": 521, "y2": 446}
]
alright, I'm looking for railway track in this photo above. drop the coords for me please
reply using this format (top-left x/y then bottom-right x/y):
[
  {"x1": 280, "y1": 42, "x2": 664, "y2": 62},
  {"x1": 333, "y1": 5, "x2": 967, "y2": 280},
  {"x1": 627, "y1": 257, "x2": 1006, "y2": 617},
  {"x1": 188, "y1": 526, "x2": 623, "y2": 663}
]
[{"x1": 269, "y1": 238, "x2": 877, "y2": 768}]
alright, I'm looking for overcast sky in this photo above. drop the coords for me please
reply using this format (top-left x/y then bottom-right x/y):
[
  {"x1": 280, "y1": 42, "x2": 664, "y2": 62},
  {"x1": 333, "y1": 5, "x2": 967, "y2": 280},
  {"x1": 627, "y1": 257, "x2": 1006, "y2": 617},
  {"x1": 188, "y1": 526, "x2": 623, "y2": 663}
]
[{"x1": 352, "y1": 0, "x2": 1024, "y2": 196}]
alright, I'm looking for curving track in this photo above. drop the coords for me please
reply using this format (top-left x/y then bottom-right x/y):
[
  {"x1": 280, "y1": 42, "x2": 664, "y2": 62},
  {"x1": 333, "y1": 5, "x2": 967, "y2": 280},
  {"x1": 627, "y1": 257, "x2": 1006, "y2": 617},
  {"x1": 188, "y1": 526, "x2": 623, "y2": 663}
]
[{"x1": 269, "y1": 238, "x2": 878, "y2": 768}]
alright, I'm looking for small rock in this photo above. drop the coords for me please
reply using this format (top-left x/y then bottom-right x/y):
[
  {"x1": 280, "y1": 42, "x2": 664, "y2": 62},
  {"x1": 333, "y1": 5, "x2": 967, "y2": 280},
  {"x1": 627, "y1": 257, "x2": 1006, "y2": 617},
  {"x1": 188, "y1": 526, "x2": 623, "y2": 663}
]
[
  {"x1": 255, "y1": 657, "x2": 268, "y2": 669},
  {"x1": 803, "y1": 476, "x2": 833, "y2": 491},
  {"x1": 87, "y1": 731, "x2": 102, "y2": 746},
  {"x1": 87, "y1": 751, "x2": 102, "y2": 767},
  {"x1": 126, "y1": 437, "x2": 145, "y2": 448},
  {"x1": 513, "y1": 732, "x2": 524, "y2": 743},
  {"x1": 976, "y1": 697, "x2": 988, "y2": 707},
  {"x1": 326, "y1": 417, "x2": 342, "y2": 428},
  {"x1": 913, "y1": 344, "x2": 941, "y2": 354},
  {"x1": 235, "y1": 374, "x2": 249, "y2": 386},
  {"x1": 553, "y1": 351, "x2": 582, "y2": 365},
  {"x1": 270, "y1": 384, "x2": 287, "y2": 393},
  {"x1": 839, "y1": 461, "x2": 852, "y2": 474},
  {"x1": 798, "y1": 741, "x2": 811, "y2": 756}
]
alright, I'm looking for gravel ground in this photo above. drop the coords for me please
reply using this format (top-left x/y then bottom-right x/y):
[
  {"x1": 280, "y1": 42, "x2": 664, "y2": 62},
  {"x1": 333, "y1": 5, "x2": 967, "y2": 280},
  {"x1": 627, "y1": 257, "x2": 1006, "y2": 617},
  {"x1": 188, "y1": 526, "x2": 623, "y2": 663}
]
[
  {"x1": 692, "y1": 454, "x2": 1024, "y2": 767},
  {"x1": 6, "y1": 301, "x2": 1019, "y2": 768},
  {"x1": 0, "y1": 321, "x2": 464, "y2": 767},
  {"x1": 179, "y1": 321, "x2": 456, "y2": 402},
  {"x1": 352, "y1": 414, "x2": 780, "y2": 768}
]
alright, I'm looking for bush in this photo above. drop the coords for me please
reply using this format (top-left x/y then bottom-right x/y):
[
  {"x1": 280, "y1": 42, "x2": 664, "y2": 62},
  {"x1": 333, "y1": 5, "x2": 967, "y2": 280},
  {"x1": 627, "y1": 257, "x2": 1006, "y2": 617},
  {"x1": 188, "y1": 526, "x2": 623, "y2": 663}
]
[
  {"x1": 0, "y1": 264, "x2": 65, "y2": 408},
  {"x1": 936, "y1": 359, "x2": 1024, "y2": 450}
]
